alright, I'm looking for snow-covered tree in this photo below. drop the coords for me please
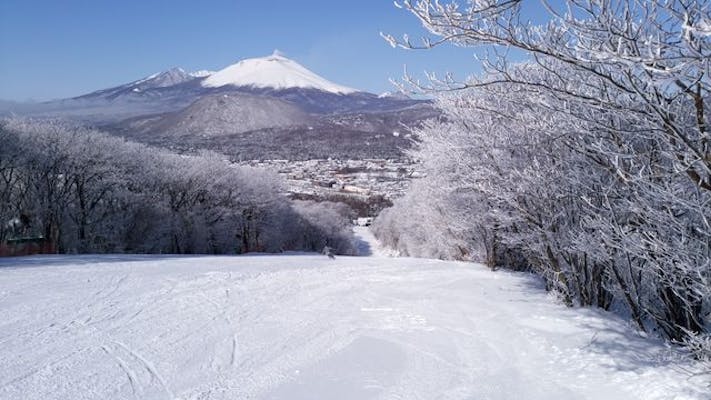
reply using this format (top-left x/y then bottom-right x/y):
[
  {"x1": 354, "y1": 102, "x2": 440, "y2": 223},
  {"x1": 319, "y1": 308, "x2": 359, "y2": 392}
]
[
  {"x1": 379, "y1": 0, "x2": 711, "y2": 355},
  {"x1": 0, "y1": 118, "x2": 356, "y2": 256},
  {"x1": 290, "y1": 200, "x2": 358, "y2": 255}
]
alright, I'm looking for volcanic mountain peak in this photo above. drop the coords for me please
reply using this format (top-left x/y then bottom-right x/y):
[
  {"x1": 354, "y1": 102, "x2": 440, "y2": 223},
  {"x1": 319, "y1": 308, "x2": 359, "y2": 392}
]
[{"x1": 202, "y1": 52, "x2": 357, "y2": 94}]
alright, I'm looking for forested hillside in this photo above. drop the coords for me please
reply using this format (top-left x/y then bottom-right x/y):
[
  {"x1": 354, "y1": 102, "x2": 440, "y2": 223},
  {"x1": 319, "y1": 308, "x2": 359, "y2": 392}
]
[{"x1": 0, "y1": 118, "x2": 355, "y2": 255}]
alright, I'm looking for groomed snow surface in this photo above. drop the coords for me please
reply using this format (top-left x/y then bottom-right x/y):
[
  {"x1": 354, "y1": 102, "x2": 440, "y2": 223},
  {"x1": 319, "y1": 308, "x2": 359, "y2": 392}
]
[{"x1": 0, "y1": 229, "x2": 707, "y2": 400}]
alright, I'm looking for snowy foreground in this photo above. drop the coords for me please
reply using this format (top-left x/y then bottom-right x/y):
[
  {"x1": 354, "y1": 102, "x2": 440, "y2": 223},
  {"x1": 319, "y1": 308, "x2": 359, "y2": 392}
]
[{"x1": 0, "y1": 233, "x2": 707, "y2": 400}]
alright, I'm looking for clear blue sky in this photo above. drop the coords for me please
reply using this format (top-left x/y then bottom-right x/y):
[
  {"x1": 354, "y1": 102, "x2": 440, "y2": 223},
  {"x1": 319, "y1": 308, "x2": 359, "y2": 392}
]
[{"x1": 0, "y1": 1, "x2": 546, "y2": 101}]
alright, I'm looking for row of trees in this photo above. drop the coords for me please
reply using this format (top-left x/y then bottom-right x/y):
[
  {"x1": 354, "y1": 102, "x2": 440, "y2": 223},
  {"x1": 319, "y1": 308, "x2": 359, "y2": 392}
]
[
  {"x1": 376, "y1": 0, "x2": 710, "y2": 356},
  {"x1": 0, "y1": 118, "x2": 356, "y2": 255}
]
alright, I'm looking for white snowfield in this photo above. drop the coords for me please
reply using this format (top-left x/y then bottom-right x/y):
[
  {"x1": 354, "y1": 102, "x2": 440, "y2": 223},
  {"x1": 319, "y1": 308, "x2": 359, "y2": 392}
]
[
  {"x1": 0, "y1": 230, "x2": 706, "y2": 400},
  {"x1": 202, "y1": 52, "x2": 357, "y2": 94}
]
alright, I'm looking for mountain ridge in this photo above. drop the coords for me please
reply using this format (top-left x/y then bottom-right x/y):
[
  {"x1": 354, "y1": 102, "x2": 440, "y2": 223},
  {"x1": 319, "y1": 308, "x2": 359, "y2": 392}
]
[
  {"x1": 1, "y1": 53, "x2": 439, "y2": 161},
  {"x1": 1, "y1": 53, "x2": 425, "y2": 121}
]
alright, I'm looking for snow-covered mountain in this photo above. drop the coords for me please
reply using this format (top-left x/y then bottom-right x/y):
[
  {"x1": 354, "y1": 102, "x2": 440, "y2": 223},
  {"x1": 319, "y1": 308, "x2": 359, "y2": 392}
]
[
  {"x1": 202, "y1": 52, "x2": 357, "y2": 94},
  {"x1": 8, "y1": 53, "x2": 427, "y2": 119},
  {"x1": 125, "y1": 68, "x2": 194, "y2": 90},
  {"x1": 74, "y1": 67, "x2": 199, "y2": 101},
  {"x1": 4, "y1": 52, "x2": 437, "y2": 159}
]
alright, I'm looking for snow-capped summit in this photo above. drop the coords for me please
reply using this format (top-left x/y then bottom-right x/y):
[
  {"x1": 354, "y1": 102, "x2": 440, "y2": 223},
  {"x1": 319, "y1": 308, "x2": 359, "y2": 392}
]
[
  {"x1": 202, "y1": 51, "x2": 358, "y2": 94},
  {"x1": 70, "y1": 67, "x2": 197, "y2": 103},
  {"x1": 132, "y1": 67, "x2": 194, "y2": 89}
]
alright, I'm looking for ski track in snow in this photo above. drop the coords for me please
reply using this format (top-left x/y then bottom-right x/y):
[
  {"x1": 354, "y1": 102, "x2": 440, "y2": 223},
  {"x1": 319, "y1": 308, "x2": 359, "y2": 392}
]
[{"x1": 0, "y1": 230, "x2": 707, "y2": 400}]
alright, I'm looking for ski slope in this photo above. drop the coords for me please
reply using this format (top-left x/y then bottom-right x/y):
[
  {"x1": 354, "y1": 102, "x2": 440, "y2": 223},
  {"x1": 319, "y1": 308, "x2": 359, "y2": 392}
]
[{"x1": 0, "y1": 232, "x2": 706, "y2": 399}]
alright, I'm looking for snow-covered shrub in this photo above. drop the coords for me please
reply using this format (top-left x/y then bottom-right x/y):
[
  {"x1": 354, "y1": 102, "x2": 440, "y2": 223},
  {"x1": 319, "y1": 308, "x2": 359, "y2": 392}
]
[
  {"x1": 290, "y1": 200, "x2": 357, "y2": 255},
  {"x1": 681, "y1": 331, "x2": 711, "y2": 362},
  {"x1": 373, "y1": 179, "x2": 479, "y2": 261}
]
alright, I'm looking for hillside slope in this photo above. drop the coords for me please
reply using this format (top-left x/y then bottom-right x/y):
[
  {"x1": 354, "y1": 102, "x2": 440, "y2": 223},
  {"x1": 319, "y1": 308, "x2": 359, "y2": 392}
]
[
  {"x1": 0, "y1": 238, "x2": 705, "y2": 399},
  {"x1": 122, "y1": 92, "x2": 311, "y2": 137}
]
